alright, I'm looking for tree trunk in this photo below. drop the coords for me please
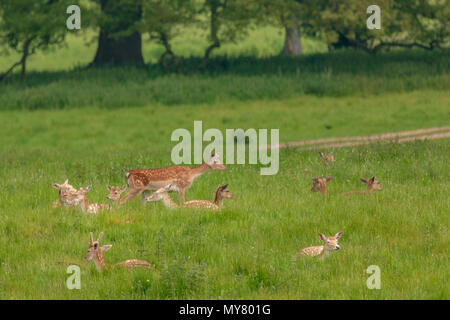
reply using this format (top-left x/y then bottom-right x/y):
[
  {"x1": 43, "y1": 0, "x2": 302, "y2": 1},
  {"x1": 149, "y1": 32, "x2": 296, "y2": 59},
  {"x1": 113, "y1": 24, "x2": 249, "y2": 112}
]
[
  {"x1": 92, "y1": 0, "x2": 144, "y2": 66},
  {"x1": 281, "y1": 23, "x2": 303, "y2": 56},
  {"x1": 20, "y1": 38, "x2": 32, "y2": 81},
  {"x1": 202, "y1": 1, "x2": 220, "y2": 68}
]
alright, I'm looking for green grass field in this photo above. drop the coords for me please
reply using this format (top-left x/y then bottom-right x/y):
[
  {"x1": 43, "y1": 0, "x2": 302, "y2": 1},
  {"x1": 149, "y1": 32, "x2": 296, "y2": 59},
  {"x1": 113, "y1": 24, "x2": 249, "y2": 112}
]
[{"x1": 0, "y1": 30, "x2": 449, "y2": 299}]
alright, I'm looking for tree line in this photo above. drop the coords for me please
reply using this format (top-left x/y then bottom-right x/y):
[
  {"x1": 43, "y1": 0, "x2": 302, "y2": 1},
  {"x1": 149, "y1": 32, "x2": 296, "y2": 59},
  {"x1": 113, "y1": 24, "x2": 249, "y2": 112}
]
[{"x1": 0, "y1": 0, "x2": 448, "y2": 81}]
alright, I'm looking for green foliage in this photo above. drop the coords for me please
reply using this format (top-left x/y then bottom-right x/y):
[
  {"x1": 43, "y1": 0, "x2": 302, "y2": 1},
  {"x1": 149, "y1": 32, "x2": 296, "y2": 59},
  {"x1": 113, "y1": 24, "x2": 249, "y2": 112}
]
[
  {"x1": 304, "y1": 0, "x2": 450, "y2": 52},
  {"x1": 394, "y1": 0, "x2": 450, "y2": 50},
  {"x1": 0, "y1": 0, "x2": 70, "y2": 80}
]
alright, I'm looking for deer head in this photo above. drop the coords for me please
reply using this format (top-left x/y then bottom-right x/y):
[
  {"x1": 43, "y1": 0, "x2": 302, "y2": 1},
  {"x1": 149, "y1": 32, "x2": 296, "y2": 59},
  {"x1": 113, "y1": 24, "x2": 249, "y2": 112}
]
[
  {"x1": 319, "y1": 232, "x2": 343, "y2": 252},
  {"x1": 64, "y1": 185, "x2": 92, "y2": 206},
  {"x1": 360, "y1": 176, "x2": 383, "y2": 192},
  {"x1": 84, "y1": 232, "x2": 112, "y2": 271},
  {"x1": 145, "y1": 184, "x2": 172, "y2": 202},
  {"x1": 217, "y1": 184, "x2": 234, "y2": 198},
  {"x1": 206, "y1": 153, "x2": 226, "y2": 170},
  {"x1": 52, "y1": 179, "x2": 76, "y2": 192},
  {"x1": 106, "y1": 185, "x2": 127, "y2": 202},
  {"x1": 311, "y1": 176, "x2": 333, "y2": 195},
  {"x1": 214, "y1": 184, "x2": 234, "y2": 205}
]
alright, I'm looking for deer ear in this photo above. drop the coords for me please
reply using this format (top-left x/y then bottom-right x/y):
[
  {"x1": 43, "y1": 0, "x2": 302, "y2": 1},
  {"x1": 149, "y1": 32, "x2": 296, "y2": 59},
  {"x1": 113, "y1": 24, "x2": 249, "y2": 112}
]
[
  {"x1": 121, "y1": 185, "x2": 127, "y2": 192},
  {"x1": 101, "y1": 245, "x2": 112, "y2": 252},
  {"x1": 222, "y1": 184, "x2": 228, "y2": 189},
  {"x1": 335, "y1": 232, "x2": 343, "y2": 239},
  {"x1": 319, "y1": 152, "x2": 325, "y2": 159},
  {"x1": 64, "y1": 179, "x2": 69, "y2": 184},
  {"x1": 326, "y1": 176, "x2": 333, "y2": 181},
  {"x1": 319, "y1": 233, "x2": 327, "y2": 241},
  {"x1": 370, "y1": 177, "x2": 376, "y2": 183},
  {"x1": 360, "y1": 178, "x2": 368, "y2": 184},
  {"x1": 53, "y1": 183, "x2": 61, "y2": 189},
  {"x1": 107, "y1": 186, "x2": 112, "y2": 191}
]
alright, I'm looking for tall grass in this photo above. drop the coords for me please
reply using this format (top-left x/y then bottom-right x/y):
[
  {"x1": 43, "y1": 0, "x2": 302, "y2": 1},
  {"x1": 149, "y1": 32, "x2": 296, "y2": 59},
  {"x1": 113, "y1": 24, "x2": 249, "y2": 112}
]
[{"x1": 0, "y1": 50, "x2": 448, "y2": 111}]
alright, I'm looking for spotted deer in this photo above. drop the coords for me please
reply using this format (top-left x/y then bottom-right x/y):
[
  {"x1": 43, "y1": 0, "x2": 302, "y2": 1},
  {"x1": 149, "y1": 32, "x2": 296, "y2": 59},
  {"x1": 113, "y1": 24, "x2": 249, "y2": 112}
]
[
  {"x1": 145, "y1": 183, "x2": 233, "y2": 210},
  {"x1": 319, "y1": 152, "x2": 335, "y2": 169},
  {"x1": 300, "y1": 232, "x2": 343, "y2": 258},
  {"x1": 345, "y1": 176, "x2": 383, "y2": 196},
  {"x1": 121, "y1": 153, "x2": 226, "y2": 205},
  {"x1": 84, "y1": 232, "x2": 152, "y2": 272},
  {"x1": 106, "y1": 185, "x2": 127, "y2": 204},
  {"x1": 64, "y1": 185, "x2": 112, "y2": 214},
  {"x1": 311, "y1": 176, "x2": 333, "y2": 195},
  {"x1": 52, "y1": 179, "x2": 77, "y2": 207},
  {"x1": 184, "y1": 184, "x2": 234, "y2": 210}
]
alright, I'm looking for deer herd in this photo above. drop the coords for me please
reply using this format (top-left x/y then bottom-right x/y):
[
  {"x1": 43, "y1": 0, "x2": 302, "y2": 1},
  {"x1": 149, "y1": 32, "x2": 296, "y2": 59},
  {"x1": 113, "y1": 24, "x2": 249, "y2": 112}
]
[{"x1": 52, "y1": 152, "x2": 383, "y2": 269}]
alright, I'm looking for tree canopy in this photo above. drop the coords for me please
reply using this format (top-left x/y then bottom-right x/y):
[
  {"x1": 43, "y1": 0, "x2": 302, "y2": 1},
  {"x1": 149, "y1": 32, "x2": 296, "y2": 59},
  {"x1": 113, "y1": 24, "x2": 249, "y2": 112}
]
[{"x1": 1, "y1": 0, "x2": 448, "y2": 80}]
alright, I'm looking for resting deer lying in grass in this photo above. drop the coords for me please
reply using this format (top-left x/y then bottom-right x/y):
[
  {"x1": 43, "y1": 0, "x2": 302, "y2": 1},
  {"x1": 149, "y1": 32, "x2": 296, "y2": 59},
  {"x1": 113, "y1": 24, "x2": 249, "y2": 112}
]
[
  {"x1": 319, "y1": 152, "x2": 335, "y2": 169},
  {"x1": 300, "y1": 232, "x2": 343, "y2": 258},
  {"x1": 184, "y1": 184, "x2": 234, "y2": 210},
  {"x1": 345, "y1": 176, "x2": 383, "y2": 196},
  {"x1": 64, "y1": 185, "x2": 112, "y2": 214},
  {"x1": 52, "y1": 179, "x2": 77, "y2": 207},
  {"x1": 106, "y1": 185, "x2": 127, "y2": 204},
  {"x1": 121, "y1": 153, "x2": 226, "y2": 205},
  {"x1": 84, "y1": 232, "x2": 152, "y2": 272},
  {"x1": 145, "y1": 183, "x2": 233, "y2": 210},
  {"x1": 311, "y1": 176, "x2": 333, "y2": 195}
]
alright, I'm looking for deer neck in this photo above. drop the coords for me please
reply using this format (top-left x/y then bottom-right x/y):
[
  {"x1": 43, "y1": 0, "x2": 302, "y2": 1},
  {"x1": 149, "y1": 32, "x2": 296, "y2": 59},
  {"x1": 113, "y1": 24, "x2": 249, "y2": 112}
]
[
  {"x1": 80, "y1": 196, "x2": 90, "y2": 212},
  {"x1": 214, "y1": 191, "x2": 223, "y2": 206},
  {"x1": 190, "y1": 163, "x2": 210, "y2": 180},
  {"x1": 366, "y1": 185, "x2": 374, "y2": 194},
  {"x1": 162, "y1": 193, "x2": 178, "y2": 209},
  {"x1": 94, "y1": 249, "x2": 107, "y2": 271},
  {"x1": 318, "y1": 246, "x2": 331, "y2": 258}
]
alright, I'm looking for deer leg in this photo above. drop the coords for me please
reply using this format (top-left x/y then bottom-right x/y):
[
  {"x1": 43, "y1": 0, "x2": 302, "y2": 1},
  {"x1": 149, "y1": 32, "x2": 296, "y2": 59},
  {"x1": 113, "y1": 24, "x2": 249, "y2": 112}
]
[
  {"x1": 120, "y1": 188, "x2": 143, "y2": 205},
  {"x1": 177, "y1": 188, "x2": 186, "y2": 204},
  {"x1": 141, "y1": 190, "x2": 150, "y2": 205}
]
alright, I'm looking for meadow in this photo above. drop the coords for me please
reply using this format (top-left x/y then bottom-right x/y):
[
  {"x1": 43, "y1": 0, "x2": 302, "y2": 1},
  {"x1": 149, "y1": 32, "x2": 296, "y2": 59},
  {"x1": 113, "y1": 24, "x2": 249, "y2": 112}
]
[{"x1": 0, "y1": 27, "x2": 449, "y2": 299}]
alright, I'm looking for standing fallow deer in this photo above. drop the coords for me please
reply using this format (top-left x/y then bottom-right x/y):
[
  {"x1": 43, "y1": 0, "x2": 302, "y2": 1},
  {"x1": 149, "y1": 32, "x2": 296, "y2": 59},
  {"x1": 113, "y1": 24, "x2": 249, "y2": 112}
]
[
  {"x1": 311, "y1": 176, "x2": 333, "y2": 195},
  {"x1": 319, "y1": 152, "x2": 335, "y2": 169},
  {"x1": 64, "y1": 185, "x2": 112, "y2": 214},
  {"x1": 344, "y1": 176, "x2": 383, "y2": 196},
  {"x1": 52, "y1": 179, "x2": 77, "y2": 207},
  {"x1": 106, "y1": 185, "x2": 127, "y2": 204},
  {"x1": 145, "y1": 183, "x2": 234, "y2": 210},
  {"x1": 84, "y1": 232, "x2": 152, "y2": 272},
  {"x1": 300, "y1": 232, "x2": 343, "y2": 258},
  {"x1": 120, "y1": 153, "x2": 226, "y2": 205}
]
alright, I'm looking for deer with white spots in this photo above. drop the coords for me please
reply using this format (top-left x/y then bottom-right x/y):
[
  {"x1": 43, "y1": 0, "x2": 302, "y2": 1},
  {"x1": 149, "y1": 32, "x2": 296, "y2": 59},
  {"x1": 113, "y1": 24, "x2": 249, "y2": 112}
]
[
  {"x1": 345, "y1": 176, "x2": 383, "y2": 196},
  {"x1": 84, "y1": 232, "x2": 152, "y2": 272},
  {"x1": 52, "y1": 179, "x2": 77, "y2": 208},
  {"x1": 145, "y1": 183, "x2": 234, "y2": 210},
  {"x1": 300, "y1": 232, "x2": 343, "y2": 258},
  {"x1": 121, "y1": 153, "x2": 226, "y2": 205},
  {"x1": 64, "y1": 185, "x2": 111, "y2": 214}
]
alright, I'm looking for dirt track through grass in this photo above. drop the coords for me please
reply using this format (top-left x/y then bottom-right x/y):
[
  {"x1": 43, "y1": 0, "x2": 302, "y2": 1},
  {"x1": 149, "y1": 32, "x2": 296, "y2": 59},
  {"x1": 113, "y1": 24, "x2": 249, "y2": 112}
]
[{"x1": 271, "y1": 126, "x2": 450, "y2": 150}]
